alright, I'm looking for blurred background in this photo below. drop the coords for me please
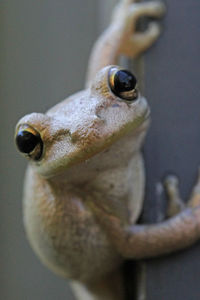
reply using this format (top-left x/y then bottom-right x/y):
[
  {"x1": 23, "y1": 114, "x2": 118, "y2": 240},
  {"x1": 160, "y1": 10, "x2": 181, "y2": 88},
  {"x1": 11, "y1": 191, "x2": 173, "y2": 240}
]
[
  {"x1": 1, "y1": 0, "x2": 116, "y2": 299},
  {"x1": 1, "y1": 0, "x2": 200, "y2": 299}
]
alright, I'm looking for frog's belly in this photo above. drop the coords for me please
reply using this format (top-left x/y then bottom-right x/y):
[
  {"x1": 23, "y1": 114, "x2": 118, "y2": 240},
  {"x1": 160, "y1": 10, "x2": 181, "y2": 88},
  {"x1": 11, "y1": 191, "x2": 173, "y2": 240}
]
[{"x1": 23, "y1": 187, "x2": 122, "y2": 283}]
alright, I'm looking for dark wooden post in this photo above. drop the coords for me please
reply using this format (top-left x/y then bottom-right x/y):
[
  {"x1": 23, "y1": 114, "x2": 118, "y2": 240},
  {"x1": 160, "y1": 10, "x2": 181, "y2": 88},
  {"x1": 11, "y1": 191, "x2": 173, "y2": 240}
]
[
  {"x1": 142, "y1": 0, "x2": 200, "y2": 299},
  {"x1": 99, "y1": 2, "x2": 200, "y2": 299}
]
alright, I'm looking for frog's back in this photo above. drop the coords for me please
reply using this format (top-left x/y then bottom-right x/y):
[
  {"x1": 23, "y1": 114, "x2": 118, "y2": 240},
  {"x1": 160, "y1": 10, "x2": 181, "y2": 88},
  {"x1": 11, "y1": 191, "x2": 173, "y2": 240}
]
[{"x1": 23, "y1": 166, "x2": 122, "y2": 283}]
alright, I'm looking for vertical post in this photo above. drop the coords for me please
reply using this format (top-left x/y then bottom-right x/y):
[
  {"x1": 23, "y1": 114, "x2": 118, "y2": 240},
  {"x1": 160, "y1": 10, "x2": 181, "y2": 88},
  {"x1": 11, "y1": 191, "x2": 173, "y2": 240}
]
[
  {"x1": 143, "y1": 0, "x2": 200, "y2": 299},
  {"x1": 98, "y1": 1, "x2": 200, "y2": 299}
]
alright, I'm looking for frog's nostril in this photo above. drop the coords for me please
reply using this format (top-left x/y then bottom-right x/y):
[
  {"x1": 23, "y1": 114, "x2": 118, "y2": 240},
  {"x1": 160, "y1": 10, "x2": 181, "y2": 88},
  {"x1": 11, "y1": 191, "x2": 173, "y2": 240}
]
[{"x1": 15, "y1": 125, "x2": 43, "y2": 160}]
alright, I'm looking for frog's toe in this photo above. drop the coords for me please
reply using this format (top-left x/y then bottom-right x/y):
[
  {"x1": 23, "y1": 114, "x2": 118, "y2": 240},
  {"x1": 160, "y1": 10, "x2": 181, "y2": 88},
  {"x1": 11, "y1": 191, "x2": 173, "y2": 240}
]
[
  {"x1": 133, "y1": 22, "x2": 161, "y2": 46},
  {"x1": 164, "y1": 174, "x2": 179, "y2": 190},
  {"x1": 164, "y1": 174, "x2": 185, "y2": 217},
  {"x1": 122, "y1": 0, "x2": 140, "y2": 4},
  {"x1": 188, "y1": 167, "x2": 200, "y2": 208},
  {"x1": 129, "y1": 1, "x2": 166, "y2": 20}
]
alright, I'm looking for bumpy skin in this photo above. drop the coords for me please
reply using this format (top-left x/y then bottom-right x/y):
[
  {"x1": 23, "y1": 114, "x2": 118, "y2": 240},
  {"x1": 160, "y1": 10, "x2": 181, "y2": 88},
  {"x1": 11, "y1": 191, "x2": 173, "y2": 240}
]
[
  {"x1": 19, "y1": 66, "x2": 149, "y2": 300},
  {"x1": 15, "y1": 1, "x2": 200, "y2": 300}
]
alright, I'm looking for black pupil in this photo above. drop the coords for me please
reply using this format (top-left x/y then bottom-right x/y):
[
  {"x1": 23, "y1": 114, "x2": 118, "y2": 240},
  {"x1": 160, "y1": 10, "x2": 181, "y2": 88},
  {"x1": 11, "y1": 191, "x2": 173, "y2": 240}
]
[
  {"x1": 114, "y1": 70, "x2": 137, "y2": 93},
  {"x1": 16, "y1": 130, "x2": 40, "y2": 154}
]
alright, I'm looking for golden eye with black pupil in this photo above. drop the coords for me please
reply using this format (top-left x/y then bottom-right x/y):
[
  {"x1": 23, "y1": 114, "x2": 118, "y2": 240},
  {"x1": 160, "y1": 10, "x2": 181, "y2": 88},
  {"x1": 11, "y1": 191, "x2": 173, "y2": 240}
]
[
  {"x1": 15, "y1": 125, "x2": 43, "y2": 160},
  {"x1": 108, "y1": 67, "x2": 138, "y2": 101}
]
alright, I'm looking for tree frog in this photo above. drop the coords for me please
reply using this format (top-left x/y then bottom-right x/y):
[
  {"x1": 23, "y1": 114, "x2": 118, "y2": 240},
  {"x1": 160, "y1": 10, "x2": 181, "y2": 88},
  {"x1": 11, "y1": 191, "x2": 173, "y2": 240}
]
[{"x1": 14, "y1": 1, "x2": 200, "y2": 299}]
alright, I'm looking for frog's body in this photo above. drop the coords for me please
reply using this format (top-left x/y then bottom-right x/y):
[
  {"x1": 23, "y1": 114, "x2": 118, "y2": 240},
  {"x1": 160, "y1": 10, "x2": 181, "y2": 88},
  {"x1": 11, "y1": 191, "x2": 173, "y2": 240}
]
[
  {"x1": 22, "y1": 68, "x2": 148, "y2": 285},
  {"x1": 15, "y1": 1, "x2": 200, "y2": 300},
  {"x1": 24, "y1": 166, "x2": 122, "y2": 282},
  {"x1": 24, "y1": 151, "x2": 144, "y2": 282}
]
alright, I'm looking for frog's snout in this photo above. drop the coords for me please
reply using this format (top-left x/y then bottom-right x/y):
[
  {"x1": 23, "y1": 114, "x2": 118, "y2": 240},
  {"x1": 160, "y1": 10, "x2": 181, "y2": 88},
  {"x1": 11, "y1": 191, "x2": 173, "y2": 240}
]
[{"x1": 15, "y1": 124, "x2": 43, "y2": 161}]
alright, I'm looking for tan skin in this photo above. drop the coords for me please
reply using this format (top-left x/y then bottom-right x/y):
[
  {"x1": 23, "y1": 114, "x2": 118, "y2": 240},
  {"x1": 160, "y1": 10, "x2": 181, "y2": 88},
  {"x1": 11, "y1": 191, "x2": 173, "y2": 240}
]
[{"x1": 15, "y1": 1, "x2": 200, "y2": 299}]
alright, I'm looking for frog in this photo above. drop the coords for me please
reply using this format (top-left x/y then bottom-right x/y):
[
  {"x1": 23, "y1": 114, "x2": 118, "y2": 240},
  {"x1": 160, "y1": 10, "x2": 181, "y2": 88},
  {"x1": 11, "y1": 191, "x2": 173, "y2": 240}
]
[{"x1": 14, "y1": 1, "x2": 200, "y2": 300}]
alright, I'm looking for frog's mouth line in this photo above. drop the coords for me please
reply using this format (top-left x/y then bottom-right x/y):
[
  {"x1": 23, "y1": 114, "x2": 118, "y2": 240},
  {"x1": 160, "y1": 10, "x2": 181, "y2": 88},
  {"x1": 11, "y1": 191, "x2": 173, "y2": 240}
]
[
  {"x1": 131, "y1": 107, "x2": 150, "y2": 129},
  {"x1": 44, "y1": 121, "x2": 147, "y2": 174},
  {"x1": 33, "y1": 102, "x2": 151, "y2": 178}
]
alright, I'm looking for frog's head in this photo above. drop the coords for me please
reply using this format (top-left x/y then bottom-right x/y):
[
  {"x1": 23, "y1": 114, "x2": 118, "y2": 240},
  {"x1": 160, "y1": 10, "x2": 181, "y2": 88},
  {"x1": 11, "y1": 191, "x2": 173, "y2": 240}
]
[{"x1": 15, "y1": 66, "x2": 150, "y2": 178}]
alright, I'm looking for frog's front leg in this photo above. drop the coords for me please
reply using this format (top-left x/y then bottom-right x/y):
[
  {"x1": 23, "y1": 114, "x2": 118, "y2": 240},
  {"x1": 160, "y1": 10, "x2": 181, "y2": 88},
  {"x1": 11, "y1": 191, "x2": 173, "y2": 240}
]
[
  {"x1": 86, "y1": 0, "x2": 165, "y2": 87},
  {"x1": 92, "y1": 171, "x2": 200, "y2": 260},
  {"x1": 112, "y1": 0, "x2": 165, "y2": 57}
]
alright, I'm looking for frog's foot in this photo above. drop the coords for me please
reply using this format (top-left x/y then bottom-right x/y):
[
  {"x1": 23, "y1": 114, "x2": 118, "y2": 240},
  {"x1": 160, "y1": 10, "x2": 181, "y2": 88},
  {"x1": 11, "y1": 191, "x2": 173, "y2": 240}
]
[
  {"x1": 113, "y1": 0, "x2": 166, "y2": 57},
  {"x1": 164, "y1": 175, "x2": 185, "y2": 217},
  {"x1": 188, "y1": 167, "x2": 200, "y2": 208},
  {"x1": 164, "y1": 169, "x2": 200, "y2": 217}
]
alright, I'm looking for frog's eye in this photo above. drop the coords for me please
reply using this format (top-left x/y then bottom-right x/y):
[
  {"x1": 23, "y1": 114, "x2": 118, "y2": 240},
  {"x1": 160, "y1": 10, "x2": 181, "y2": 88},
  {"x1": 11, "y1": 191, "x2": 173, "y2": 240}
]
[
  {"x1": 108, "y1": 67, "x2": 138, "y2": 101},
  {"x1": 15, "y1": 125, "x2": 43, "y2": 160}
]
